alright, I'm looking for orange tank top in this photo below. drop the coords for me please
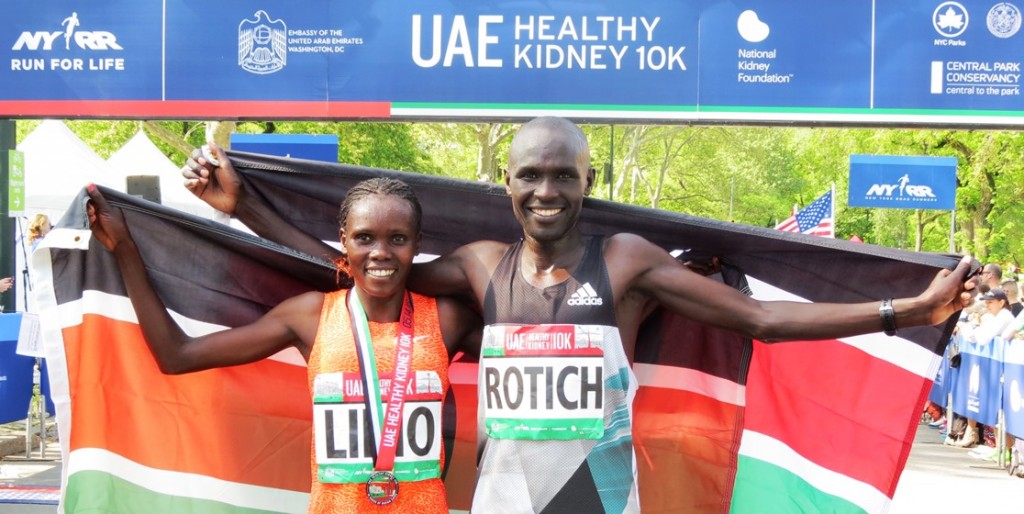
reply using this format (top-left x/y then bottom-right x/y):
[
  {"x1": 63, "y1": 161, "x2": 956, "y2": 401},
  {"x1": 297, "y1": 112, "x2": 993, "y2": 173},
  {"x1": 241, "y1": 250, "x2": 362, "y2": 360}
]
[{"x1": 307, "y1": 290, "x2": 450, "y2": 513}]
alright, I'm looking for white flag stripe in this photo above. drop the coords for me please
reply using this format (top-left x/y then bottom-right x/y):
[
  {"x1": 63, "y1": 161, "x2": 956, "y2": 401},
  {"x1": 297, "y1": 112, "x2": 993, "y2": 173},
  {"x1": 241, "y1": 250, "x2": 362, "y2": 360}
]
[
  {"x1": 56, "y1": 292, "x2": 306, "y2": 367},
  {"x1": 633, "y1": 363, "x2": 745, "y2": 407},
  {"x1": 31, "y1": 241, "x2": 75, "y2": 499},
  {"x1": 738, "y1": 430, "x2": 890, "y2": 514},
  {"x1": 67, "y1": 448, "x2": 309, "y2": 513},
  {"x1": 745, "y1": 276, "x2": 940, "y2": 379}
]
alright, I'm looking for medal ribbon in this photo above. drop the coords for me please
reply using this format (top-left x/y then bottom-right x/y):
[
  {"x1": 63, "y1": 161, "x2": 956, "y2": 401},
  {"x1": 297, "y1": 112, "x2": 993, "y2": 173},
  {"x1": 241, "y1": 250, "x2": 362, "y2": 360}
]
[{"x1": 346, "y1": 289, "x2": 415, "y2": 472}]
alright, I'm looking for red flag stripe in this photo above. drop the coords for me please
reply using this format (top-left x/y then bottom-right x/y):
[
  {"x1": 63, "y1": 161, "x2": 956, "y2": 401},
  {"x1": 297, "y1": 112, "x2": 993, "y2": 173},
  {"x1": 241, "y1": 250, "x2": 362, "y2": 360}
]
[
  {"x1": 634, "y1": 386, "x2": 743, "y2": 513},
  {"x1": 64, "y1": 315, "x2": 312, "y2": 492},
  {"x1": 775, "y1": 217, "x2": 799, "y2": 232},
  {"x1": 744, "y1": 339, "x2": 927, "y2": 496}
]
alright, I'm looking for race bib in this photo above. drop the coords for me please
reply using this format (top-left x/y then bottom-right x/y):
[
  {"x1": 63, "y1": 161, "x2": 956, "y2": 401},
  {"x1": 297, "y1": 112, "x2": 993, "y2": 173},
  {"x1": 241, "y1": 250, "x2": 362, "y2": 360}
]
[
  {"x1": 312, "y1": 371, "x2": 443, "y2": 484},
  {"x1": 481, "y1": 324, "x2": 605, "y2": 440}
]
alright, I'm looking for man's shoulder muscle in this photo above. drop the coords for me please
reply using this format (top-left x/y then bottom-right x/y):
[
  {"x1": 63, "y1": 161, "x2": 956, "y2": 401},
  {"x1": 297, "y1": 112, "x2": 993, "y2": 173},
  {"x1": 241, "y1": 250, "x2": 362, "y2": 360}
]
[
  {"x1": 464, "y1": 239, "x2": 512, "y2": 257},
  {"x1": 603, "y1": 232, "x2": 682, "y2": 306},
  {"x1": 602, "y1": 233, "x2": 665, "y2": 278},
  {"x1": 452, "y1": 240, "x2": 510, "y2": 273},
  {"x1": 443, "y1": 240, "x2": 513, "y2": 297}
]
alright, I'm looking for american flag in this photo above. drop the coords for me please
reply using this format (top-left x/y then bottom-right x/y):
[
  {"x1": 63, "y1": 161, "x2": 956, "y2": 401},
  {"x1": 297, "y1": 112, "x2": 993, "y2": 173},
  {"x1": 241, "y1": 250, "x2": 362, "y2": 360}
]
[{"x1": 775, "y1": 190, "x2": 834, "y2": 237}]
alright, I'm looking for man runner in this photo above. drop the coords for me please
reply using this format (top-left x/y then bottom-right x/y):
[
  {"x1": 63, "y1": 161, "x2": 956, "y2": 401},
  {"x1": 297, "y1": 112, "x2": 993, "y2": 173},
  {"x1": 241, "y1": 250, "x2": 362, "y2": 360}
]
[{"x1": 185, "y1": 116, "x2": 974, "y2": 513}]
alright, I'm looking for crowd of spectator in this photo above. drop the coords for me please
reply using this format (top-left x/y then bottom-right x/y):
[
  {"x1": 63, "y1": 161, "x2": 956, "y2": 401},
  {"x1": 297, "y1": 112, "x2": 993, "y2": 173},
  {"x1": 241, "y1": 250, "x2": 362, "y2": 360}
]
[{"x1": 924, "y1": 262, "x2": 1024, "y2": 476}]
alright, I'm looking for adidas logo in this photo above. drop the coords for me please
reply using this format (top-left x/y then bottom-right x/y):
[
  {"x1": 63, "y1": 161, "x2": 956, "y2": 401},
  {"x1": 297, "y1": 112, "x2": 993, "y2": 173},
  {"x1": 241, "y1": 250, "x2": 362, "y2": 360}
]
[{"x1": 567, "y1": 283, "x2": 603, "y2": 306}]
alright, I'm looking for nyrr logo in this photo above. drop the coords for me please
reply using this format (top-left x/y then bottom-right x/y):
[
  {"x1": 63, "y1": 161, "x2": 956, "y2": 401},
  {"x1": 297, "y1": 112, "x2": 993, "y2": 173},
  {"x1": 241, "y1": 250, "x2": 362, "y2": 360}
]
[
  {"x1": 239, "y1": 10, "x2": 287, "y2": 75},
  {"x1": 12, "y1": 12, "x2": 123, "y2": 51},
  {"x1": 864, "y1": 174, "x2": 936, "y2": 199}
]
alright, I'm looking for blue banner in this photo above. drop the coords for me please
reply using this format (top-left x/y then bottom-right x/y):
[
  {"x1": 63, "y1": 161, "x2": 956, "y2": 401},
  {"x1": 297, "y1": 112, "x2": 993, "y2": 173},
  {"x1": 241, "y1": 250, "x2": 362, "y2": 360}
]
[
  {"x1": 0, "y1": 313, "x2": 33, "y2": 424},
  {"x1": 1, "y1": 0, "x2": 1022, "y2": 122},
  {"x1": 875, "y1": 0, "x2": 1024, "y2": 112},
  {"x1": 230, "y1": 134, "x2": 339, "y2": 163},
  {"x1": 1004, "y1": 338, "x2": 1024, "y2": 438},
  {"x1": 929, "y1": 338, "x2": 955, "y2": 406},
  {"x1": 697, "y1": 1, "x2": 872, "y2": 109},
  {"x1": 848, "y1": 155, "x2": 958, "y2": 210},
  {"x1": 3, "y1": 4, "x2": 162, "y2": 101},
  {"x1": 954, "y1": 336, "x2": 1004, "y2": 426}
]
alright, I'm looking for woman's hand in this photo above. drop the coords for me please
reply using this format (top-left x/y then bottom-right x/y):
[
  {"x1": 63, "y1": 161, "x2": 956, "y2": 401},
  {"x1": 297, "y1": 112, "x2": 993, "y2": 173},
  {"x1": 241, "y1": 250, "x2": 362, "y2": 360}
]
[{"x1": 86, "y1": 185, "x2": 133, "y2": 253}]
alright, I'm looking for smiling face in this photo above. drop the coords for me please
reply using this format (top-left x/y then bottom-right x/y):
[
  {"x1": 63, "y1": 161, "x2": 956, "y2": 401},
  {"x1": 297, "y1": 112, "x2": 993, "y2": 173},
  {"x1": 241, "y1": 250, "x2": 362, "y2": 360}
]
[
  {"x1": 505, "y1": 118, "x2": 594, "y2": 243},
  {"x1": 339, "y1": 194, "x2": 420, "y2": 303}
]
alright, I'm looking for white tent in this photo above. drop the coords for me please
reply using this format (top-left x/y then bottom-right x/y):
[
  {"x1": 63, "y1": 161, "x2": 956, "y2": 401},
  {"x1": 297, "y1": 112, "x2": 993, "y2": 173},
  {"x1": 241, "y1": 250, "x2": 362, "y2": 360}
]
[
  {"x1": 14, "y1": 122, "x2": 224, "y2": 312},
  {"x1": 106, "y1": 131, "x2": 217, "y2": 219},
  {"x1": 15, "y1": 120, "x2": 122, "y2": 312},
  {"x1": 17, "y1": 120, "x2": 121, "y2": 224}
]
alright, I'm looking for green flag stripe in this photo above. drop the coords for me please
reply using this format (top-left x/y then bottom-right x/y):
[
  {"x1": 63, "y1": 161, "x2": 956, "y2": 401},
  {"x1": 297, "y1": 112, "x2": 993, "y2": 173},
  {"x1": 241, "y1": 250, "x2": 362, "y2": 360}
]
[
  {"x1": 65, "y1": 470, "x2": 295, "y2": 514},
  {"x1": 737, "y1": 430, "x2": 890, "y2": 512},
  {"x1": 730, "y1": 456, "x2": 869, "y2": 514}
]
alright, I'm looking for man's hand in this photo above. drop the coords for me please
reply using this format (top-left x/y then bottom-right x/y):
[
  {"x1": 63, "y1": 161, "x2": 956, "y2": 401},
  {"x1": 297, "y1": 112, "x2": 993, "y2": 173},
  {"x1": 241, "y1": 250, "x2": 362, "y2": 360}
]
[
  {"x1": 182, "y1": 143, "x2": 243, "y2": 214},
  {"x1": 86, "y1": 185, "x2": 133, "y2": 253},
  {"x1": 917, "y1": 255, "x2": 979, "y2": 325},
  {"x1": 0, "y1": 277, "x2": 12, "y2": 293},
  {"x1": 681, "y1": 256, "x2": 722, "y2": 276}
]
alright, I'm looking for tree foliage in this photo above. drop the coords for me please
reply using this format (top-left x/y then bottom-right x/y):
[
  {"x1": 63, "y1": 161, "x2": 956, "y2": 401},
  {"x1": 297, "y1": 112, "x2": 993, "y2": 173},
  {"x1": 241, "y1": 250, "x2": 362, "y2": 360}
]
[{"x1": 14, "y1": 119, "x2": 1024, "y2": 266}]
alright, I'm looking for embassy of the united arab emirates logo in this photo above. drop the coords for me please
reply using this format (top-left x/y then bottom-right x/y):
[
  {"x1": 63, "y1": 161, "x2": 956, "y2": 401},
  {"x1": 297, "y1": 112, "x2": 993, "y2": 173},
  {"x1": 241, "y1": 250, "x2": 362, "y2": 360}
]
[{"x1": 238, "y1": 10, "x2": 286, "y2": 75}]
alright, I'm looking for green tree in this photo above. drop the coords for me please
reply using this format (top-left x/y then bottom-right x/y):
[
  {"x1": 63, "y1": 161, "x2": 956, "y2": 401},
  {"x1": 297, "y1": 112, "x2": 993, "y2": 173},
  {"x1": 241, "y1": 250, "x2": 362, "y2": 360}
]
[
  {"x1": 16, "y1": 119, "x2": 1023, "y2": 259},
  {"x1": 411, "y1": 123, "x2": 514, "y2": 182}
]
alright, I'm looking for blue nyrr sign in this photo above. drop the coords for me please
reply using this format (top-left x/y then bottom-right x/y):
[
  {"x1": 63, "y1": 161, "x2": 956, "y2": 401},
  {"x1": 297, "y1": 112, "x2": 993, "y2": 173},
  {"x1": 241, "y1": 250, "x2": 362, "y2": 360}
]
[{"x1": 848, "y1": 155, "x2": 957, "y2": 210}]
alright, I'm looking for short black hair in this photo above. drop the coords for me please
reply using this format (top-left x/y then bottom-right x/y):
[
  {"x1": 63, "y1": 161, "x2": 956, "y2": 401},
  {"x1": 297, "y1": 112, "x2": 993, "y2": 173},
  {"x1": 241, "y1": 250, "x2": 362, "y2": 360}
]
[{"x1": 337, "y1": 177, "x2": 422, "y2": 235}]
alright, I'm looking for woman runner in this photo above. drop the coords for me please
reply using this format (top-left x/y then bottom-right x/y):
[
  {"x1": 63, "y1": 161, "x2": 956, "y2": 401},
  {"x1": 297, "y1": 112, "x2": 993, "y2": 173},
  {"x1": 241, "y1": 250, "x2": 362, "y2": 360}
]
[{"x1": 86, "y1": 177, "x2": 480, "y2": 513}]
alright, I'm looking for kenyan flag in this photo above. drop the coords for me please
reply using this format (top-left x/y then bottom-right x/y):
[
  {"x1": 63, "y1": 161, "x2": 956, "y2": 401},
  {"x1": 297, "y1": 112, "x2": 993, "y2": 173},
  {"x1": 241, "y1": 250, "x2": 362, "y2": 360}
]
[{"x1": 36, "y1": 153, "x2": 958, "y2": 513}]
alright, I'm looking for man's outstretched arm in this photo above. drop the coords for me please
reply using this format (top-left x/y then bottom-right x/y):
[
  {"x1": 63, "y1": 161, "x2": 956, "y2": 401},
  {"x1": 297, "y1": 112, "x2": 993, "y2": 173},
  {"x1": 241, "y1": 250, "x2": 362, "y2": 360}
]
[{"x1": 617, "y1": 234, "x2": 975, "y2": 342}]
